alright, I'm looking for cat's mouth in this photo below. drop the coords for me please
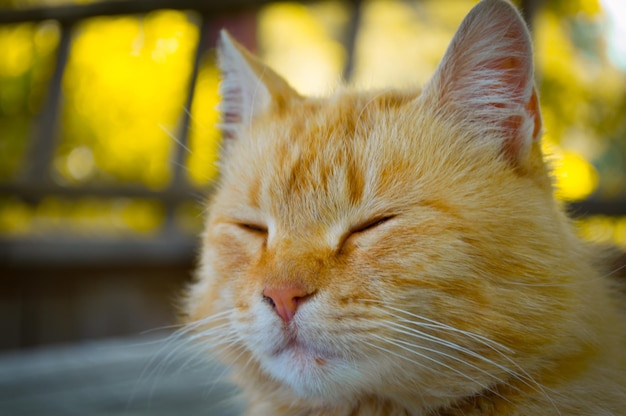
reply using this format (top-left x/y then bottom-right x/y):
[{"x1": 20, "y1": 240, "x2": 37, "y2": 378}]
[
  {"x1": 271, "y1": 336, "x2": 333, "y2": 366},
  {"x1": 261, "y1": 334, "x2": 354, "y2": 400}
]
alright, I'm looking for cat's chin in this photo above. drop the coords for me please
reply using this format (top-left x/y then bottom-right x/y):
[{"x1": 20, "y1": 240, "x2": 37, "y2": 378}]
[{"x1": 260, "y1": 342, "x2": 361, "y2": 401}]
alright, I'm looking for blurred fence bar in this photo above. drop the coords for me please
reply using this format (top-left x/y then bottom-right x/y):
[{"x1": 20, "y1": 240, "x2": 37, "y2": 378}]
[
  {"x1": 0, "y1": 0, "x2": 279, "y2": 25},
  {"x1": 23, "y1": 23, "x2": 72, "y2": 183}
]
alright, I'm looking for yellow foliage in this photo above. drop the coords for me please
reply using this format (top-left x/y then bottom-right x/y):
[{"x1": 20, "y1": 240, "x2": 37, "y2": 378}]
[
  {"x1": 0, "y1": 24, "x2": 34, "y2": 78},
  {"x1": 118, "y1": 199, "x2": 163, "y2": 234},
  {"x1": 580, "y1": 0, "x2": 601, "y2": 15},
  {"x1": 533, "y1": 5, "x2": 626, "y2": 206},
  {"x1": 577, "y1": 216, "x2": 626, "y2": 249},
  {"x1": 553, "y1": 150, "x2": 599, "y2": 201},
  {"x1": 59, "y1": 10, "x2": 199, "y2": 188},
  {"x1": 187, "y1": 56, "x2": 221, "y2": 186},
  {"x1": 0, "y1": 197, "x2": 32, "y2": 235},
  {"x1": 0, "y1": 196, "x2": 163, "y2": 236},
  {"x1": 258, "y1": 2, "x2": 346, "y2": 95},
  {"x1": 353, "y1": 0, "x2": 470, "y2": 88}
]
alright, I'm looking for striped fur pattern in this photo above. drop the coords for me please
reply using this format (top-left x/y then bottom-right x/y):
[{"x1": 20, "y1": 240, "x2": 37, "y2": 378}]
[{"x1": 183, "y1": 1, "x2": 626, "y2": 414}]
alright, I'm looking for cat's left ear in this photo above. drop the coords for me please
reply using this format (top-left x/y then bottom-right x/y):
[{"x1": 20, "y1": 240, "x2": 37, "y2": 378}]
[
  {"x1": 422, "y1": 0, "x2": 542, "y2": 164},
  {"x1": 217, "y1": 31, "x2": 301, "y2": 139}
]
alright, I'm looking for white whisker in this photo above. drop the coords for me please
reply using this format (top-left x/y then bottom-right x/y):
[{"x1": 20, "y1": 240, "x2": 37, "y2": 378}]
[
  {"x1": 159, "y1": 123, "x2": 193, "y2": 154},
  {"x1": 363, "y1": 300, "x2": 514, "y2": 354},
  {"x1": 370, "y1": 333, "x2": 495, "y2": 394},
  {"x1": 128, "y1": 310, "x2": 234, "y2": 408},
  {"x1": 382, "y1": 320, "x2": 511, "y2": 385},
  {"x1": 361, "y1": 300, "x2": 562, "y2": 414},
  {"x1": 183, "y1": 106, "x2": 209, "y2": 133}
]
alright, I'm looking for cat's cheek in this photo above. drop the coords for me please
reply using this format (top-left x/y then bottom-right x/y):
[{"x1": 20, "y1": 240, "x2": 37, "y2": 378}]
[
  {"x1": 186, "y1": 245, "x2": 235, "y2": 320},
  {"x1": 188, "y1": 223, "x2": 264, "y2": 321},
  {"x1": 234, "y1": 300, "x2": 285, "y2": 354}
]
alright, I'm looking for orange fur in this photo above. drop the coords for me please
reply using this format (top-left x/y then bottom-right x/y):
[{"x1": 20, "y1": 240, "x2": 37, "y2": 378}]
[{"x1": 183, "y1": 0, "x2": 626, "y2": 414}]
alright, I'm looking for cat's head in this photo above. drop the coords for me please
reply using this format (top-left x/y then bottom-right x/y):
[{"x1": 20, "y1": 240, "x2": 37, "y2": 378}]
[{"x1": 185, "y1": 0, "x2": 592, "y2": 410}]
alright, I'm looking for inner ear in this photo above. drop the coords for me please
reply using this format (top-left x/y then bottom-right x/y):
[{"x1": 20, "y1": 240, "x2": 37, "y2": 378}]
[
  {"x1": 422, "y1": 0, "x2": 542, "y2": 165},
  {"x1": 501, "y1": 86, "x2": 542, "y2": 164},
  {"x1": 217, "y1": 30, "x2": 301, "y2": 141}
]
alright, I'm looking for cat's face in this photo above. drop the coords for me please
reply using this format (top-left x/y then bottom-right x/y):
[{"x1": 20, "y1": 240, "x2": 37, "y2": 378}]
[{"x1": 185, "y1": 0, "x2": 579, "y2": 409}]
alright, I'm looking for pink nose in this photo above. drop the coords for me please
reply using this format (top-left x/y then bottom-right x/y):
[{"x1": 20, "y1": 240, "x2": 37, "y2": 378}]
[{"x1": 263, "y1": 285, "x2": 313, "y2": 323}]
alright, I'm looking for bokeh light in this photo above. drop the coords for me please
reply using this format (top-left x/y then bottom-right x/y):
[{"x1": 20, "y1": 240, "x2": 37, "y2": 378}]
[
  {"x1": 258, "y1": 1, "x2": 348, "y2": 95},
  {"x1": 57, "y1": 10, "x2": 199, "y2": 188}
]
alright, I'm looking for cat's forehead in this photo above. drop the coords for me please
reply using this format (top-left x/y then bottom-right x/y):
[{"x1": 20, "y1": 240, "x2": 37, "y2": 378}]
[
  {"x1": 250, "y1": 88, "x2": 420, "y2": 173},
  {"x1": 219, "y1": 89, "x2": 426, "y2": 230},
  {"x1": 282, "y1": 89, "x2": 418, "y2": 142},
  {"x1": 263, "y1": 90, "x2": 419, "y2": 173}
]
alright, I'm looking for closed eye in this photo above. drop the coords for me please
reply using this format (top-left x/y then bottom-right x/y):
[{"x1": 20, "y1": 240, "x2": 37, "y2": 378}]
[
  {"x1": 237, "y1": 223, "x2": 268, "y2": 234},
  {"x1": 350, "y1": 215, "x2": 395, "y2": 234}
]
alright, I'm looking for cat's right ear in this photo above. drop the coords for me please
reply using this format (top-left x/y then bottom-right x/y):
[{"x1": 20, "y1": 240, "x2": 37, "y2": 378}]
[
  {"x1": 217, "y1": 31, "x2": 300, "y2": 140},
  {"x1": 421, "y1": 0, "x2": 541, "y2": 167}
]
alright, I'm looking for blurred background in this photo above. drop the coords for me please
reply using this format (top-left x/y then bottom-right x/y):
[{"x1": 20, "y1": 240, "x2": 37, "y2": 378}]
[{"x1": 0, "y1": 0, "x2": 625, "y2": 352}]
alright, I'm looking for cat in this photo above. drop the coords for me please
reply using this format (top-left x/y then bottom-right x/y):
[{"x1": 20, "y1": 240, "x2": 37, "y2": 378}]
[{"x1": 182, "y1": 0, "x2": 626, "y2": 414}]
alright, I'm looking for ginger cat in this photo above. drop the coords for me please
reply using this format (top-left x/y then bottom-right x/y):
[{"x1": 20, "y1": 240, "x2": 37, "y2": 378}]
[{"x1": 183, "y1": 0, "x2": 626, "y2": 414}]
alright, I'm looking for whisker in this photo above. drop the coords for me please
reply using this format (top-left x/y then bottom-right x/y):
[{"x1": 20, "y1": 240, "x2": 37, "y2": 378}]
[
  {"x1": 383, "y1": 320, "x2": 512, "y2": 385},
  {"x1": 503, "y1": 279, "x2": 602, "y2": 288},
  {"x1": 202, "y1": 342, "x2": 248, "y2": 396},
  {"x1": 382, "y1": 321, "x2": 562, "y2": 412},
  {"x1": 370, "y1": 333, "x2": 496, "y2": 394},
  {"x1": 128, "y1": 310, "x2": 233, "y2": 408},
  {"x1": 159, "y1": 123, "x2": 193, "y2": 154},
  {"x1": 603, "y1": 262, "x2": 626, "y2": 279},
  {"x1": 183, "y1": 106, "x2": 209, "y2": 133},
  {"x1": 363, "y1": 300, "x2": 514, "y2": 354},
  {"x1": 355, "y1": 91, "x2": 387, "y2": 135},
  {"x1": 140, "y1": 322, "x2": 187, "y2": 335},
  {"x1": 149, "y1": 323, "x2": 231, "y2": 376},
  {"x1": 364, "y1": 301, "x2": 562, "y2": 415},
  {"x1": 170, "y1": 330, "x2": 238, "y2": 379}
]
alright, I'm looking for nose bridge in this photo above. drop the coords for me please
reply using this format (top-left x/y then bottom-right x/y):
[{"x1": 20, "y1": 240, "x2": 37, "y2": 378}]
[
  {"x1": 263, "y1": 235, "x2": 325, "y2": 290},
  {"x1": 260, "y1": 236, "x2": 327, "y2": 322}
]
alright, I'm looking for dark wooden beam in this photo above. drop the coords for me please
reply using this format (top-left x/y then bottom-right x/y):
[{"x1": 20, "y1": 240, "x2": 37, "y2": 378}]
[{"x1": 0, "y1": 0, "x2": 340, "y2": 24}]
